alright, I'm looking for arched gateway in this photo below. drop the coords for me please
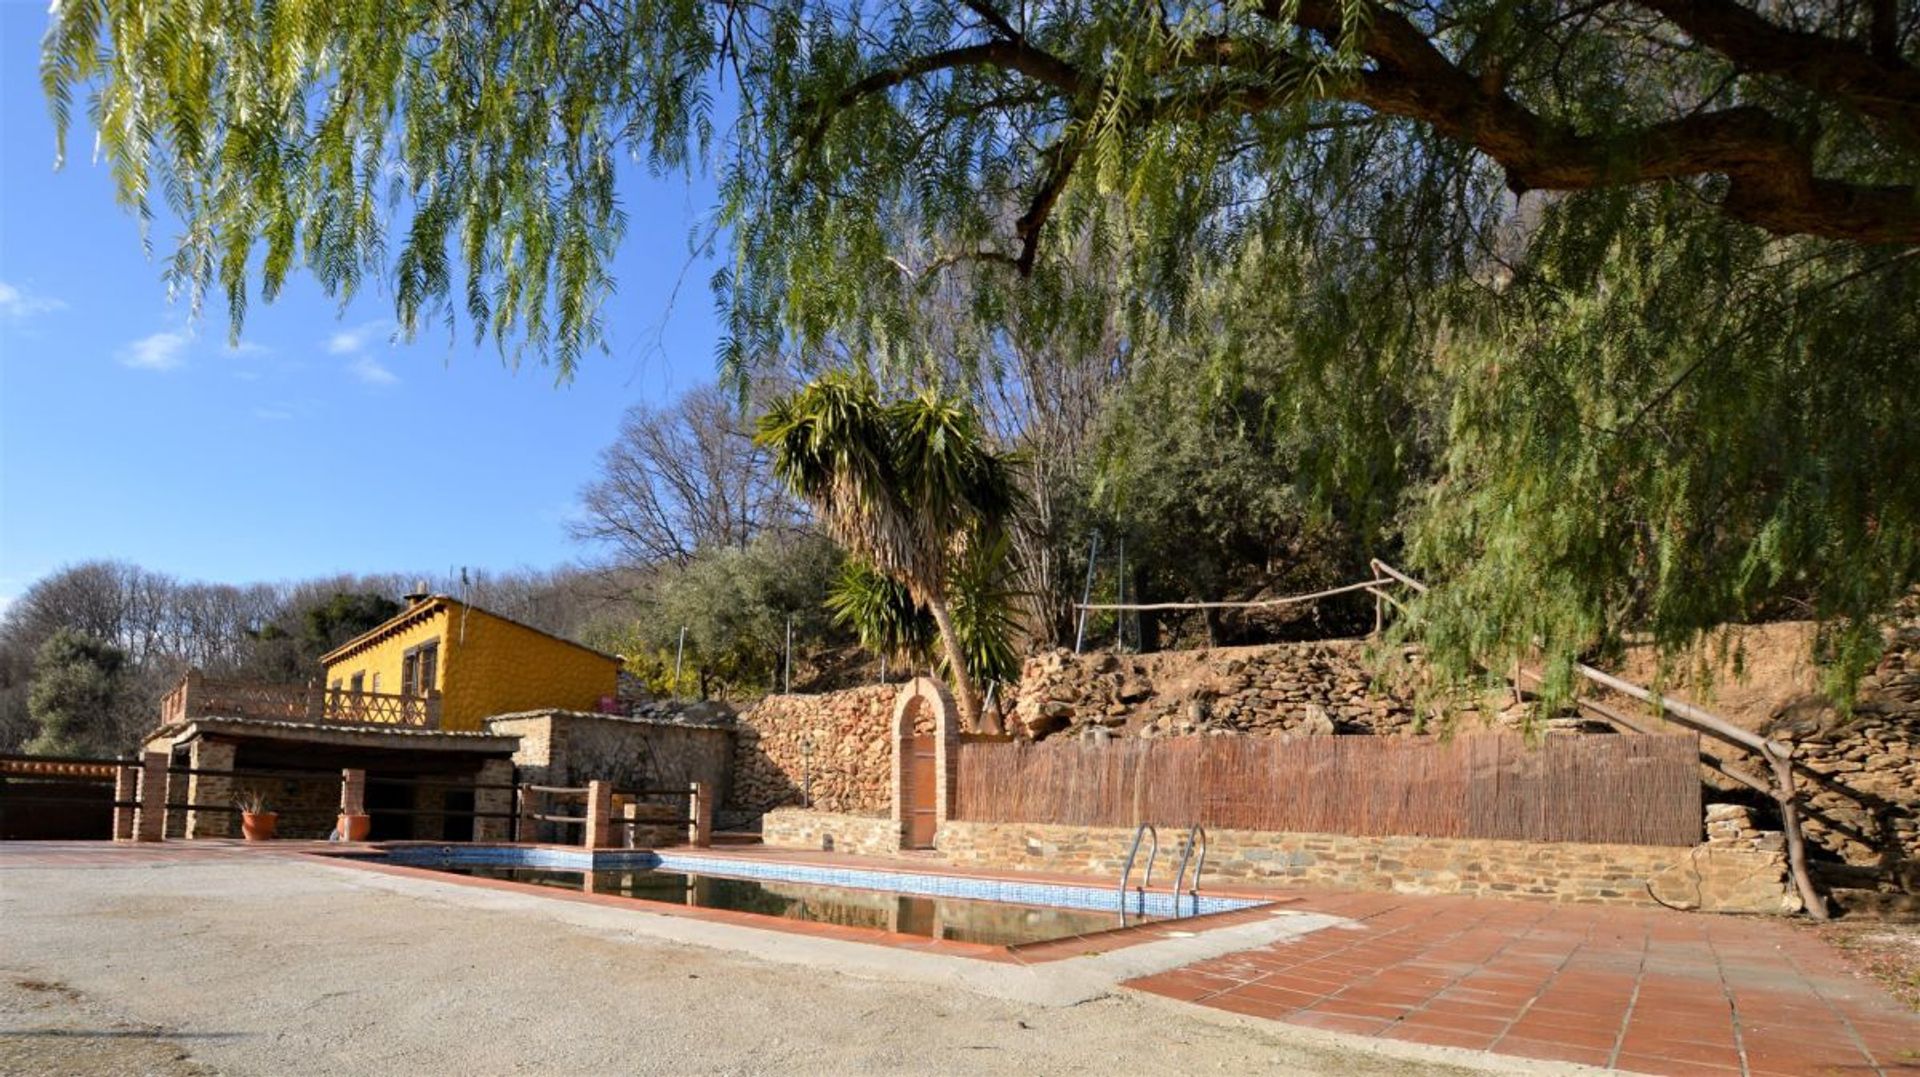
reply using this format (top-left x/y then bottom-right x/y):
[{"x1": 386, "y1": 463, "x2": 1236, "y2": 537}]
[{"x1": 890, "y1": 677, "x2": 959, "y2": 850}]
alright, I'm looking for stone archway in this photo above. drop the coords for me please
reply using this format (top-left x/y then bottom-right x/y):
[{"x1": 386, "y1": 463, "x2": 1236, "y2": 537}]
[{"x1": 891, "y1": 677, "x2": 959, "y2": 850}]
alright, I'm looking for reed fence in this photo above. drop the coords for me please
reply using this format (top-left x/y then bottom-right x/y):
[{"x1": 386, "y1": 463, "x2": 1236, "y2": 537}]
[{"x1": 953, "y1": 733, "x2": 1702, "y2": 847}]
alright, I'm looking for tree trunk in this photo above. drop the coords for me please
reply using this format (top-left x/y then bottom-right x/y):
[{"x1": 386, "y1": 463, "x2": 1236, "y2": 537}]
[{"x1": 926, "y1": 598, "x2": 993, "y2": 733}]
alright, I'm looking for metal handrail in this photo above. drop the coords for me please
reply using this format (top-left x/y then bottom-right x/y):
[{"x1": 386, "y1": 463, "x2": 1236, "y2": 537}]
[
  {"x1": 1118, "y1": 822, "x2": 1158, "y2": 922},
  {"x1": 1171, "y1": 823, "x2": 1208, "y2": 916}
]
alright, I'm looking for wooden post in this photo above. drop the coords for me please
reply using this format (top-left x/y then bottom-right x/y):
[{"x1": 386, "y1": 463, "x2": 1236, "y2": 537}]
[
  {"x1": 112, "y1": 763, "x2": 137, "y2": 842},
  {"x1": 423, "y1": 691, "x2": 442, "y2": 730},
  {"x1": 689, "y1": 782, "x2": 713, "y2": 848},
  {"x1": 133, "y1": 751, "x2": 168, "y2": 843},
  {"x1": 584, "y1": 780, "x2": 613, "y2": 849},
  {"x1": 1762, "y1": 741, "x2": 1831, "y2": 921}
]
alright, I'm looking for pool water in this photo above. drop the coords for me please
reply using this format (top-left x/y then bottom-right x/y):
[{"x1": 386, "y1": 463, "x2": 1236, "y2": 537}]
[{"x1": 436, "y1": 864, "x2": 1156, "y2": 946}]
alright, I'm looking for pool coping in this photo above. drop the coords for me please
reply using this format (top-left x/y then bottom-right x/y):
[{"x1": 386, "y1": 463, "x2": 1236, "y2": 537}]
[{"x1": 306, "y1": 846, "x2": 1291, "y2": 964}]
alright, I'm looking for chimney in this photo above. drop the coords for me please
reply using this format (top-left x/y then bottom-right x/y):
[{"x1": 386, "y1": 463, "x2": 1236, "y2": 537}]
[{"x1": 403, "y1": 580, "x2": 432, "y2": 605}]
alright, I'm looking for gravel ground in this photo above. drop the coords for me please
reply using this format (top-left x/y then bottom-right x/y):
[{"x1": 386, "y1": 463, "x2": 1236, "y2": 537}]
[
  {"x1": 1817, "y1": 920, "x2": 1920, "y2": 1012},
  {"x1": 0, "y1": 856, "x2": 1575, "y2": 1077}
]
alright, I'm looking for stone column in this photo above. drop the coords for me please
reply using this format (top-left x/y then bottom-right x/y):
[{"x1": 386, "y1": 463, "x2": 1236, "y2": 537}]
[
  {"x1": 584, "y1": 779, "x2": 613, "y2": 849},
  {"x1": 689, "y1": 781, "x2": 713, "y2": 848},
  {"x1": 410, "y1": 784, "x2": 448, "y2": 840},
  {"x1": 133, "y1": 751, "x2": 168, "y2": 843},
  {"x1": 340, "y1": 769, "x2": 367, "y2": 816},
  {"x1": 620, "y1": 800, "x2": 641, "y2": 849},
  {"x1": 473, "y1": 759, "x2": 514, "y2": 842},
  {"x1": 112, "y1": 764, "x2": 138, "y2": 842},
  {"x1": 934, "y1": 691, "x2": 959, "y2": 831},
  {"x1": 185, "y1": 739, "x2": 238, "y2": 839},
  {"x1": 517, "y1": 785, "x2": 538, "y2": 844}
]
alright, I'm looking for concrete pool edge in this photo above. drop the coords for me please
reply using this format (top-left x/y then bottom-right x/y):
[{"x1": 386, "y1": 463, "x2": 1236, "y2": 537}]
[
  {"x1": 308, "y1": 849, "x2": 1298, "y2": 964},
  {"x1": 302, "y1": 851, "x2": 1355, "y2": 1006}
]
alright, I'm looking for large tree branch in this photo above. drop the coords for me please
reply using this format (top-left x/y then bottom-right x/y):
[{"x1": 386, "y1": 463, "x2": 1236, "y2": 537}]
[
  {"x1": 1271, "y1": 0, "x2": 1920, "y2": 245},
  {"x1": 830, "y1": 39, "x2": 1085, "y2": 109},
  {"x1": 812, "y1": 0, "x2": 1920, "y2": 264},
  {"x1": 1634, "y1": 0, "x2": 1920, "y2": 146},
  {"x1": 802, "y1": 39, "x2": 1086, "y2": 153}
]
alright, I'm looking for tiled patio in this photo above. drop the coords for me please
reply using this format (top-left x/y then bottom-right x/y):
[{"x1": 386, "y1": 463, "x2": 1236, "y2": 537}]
[
  {"x1": 10, "y1": 841, "x2": 1917, "y2": 1074},
  {"x1": 1125, "y1": 890, "x2": 1920, "y2": 1076}
]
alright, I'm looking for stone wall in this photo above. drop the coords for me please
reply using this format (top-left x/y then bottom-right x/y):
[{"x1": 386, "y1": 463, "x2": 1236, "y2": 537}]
[
  {"x1": 488, "y1": 707, "x2": 734, "y2": 843},
  {"x1": 761, "y1": 807, "x2": 900, "y2": 856},
  {"x1": 487, "y1": 707, "x2": 734, "y2": 801},
  {"x1": 1759, "y1": 634, "x2": 1920, "y2": 888},
  {"x1": 1012, "y1": 642, "x2": 1426, "y2": 740},
  {"x1": 730, "y1": 686, "x2": 908, "y2": 817},
  {"x1": 933, "y1": 820, "x2": 1799, "y2": 915}
]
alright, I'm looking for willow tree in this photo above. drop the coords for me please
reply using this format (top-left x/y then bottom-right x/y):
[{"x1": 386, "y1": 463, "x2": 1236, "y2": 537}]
[
  {"x1": 757, "y1": 374, "x2": 1018, "y2": 729},
  {"x1": 41, "y1": 0, "x2": 1920, "y2": 702}
]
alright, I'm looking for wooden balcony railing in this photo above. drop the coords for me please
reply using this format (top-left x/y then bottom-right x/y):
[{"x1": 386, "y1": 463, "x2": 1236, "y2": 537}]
[{"x1": 160, "y1": 671, "x2": 441, "y2": 730}]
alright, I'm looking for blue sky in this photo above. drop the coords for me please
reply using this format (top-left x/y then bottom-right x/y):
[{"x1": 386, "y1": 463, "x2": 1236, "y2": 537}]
[{"x1": 0, "y1": 6, "x2": 727, "y2": 609}]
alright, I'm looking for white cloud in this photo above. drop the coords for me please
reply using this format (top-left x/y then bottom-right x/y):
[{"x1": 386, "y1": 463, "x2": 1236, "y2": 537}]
[
  {"x1": 349, "y1": 355, "x2": 399, "y2": 386},
  {"x1": 119, "y1": 330, "x2": 191, "y2": 372},
  {"x1": 326, "y1": 321, "x2": 389, "y2": 355},
  {"x1": 225, "y1": 339, "x2": 270, "y2": 358},
  {"x1": 251, "y1": 406, "x2": 295, "y2": 421},
  {"x1": 0, "y1": 281, "x2": 67, "y2": 320}
]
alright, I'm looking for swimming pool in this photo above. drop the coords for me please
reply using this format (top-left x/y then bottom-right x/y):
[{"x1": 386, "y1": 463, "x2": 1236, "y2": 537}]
[{"x1": 364, "y1": 846, "x2": 1266, "y2": 948}]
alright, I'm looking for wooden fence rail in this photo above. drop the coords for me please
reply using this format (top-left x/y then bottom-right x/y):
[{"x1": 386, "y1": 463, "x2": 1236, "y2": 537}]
[{"x1": 954, "y1": 733, "x2": 1703, "y2": 847}]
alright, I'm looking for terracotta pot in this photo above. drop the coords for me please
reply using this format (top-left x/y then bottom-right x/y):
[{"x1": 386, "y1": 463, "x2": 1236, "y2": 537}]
[
  {"x1": 337, "y1": 813, "x2": 372, "y2": 842},
  {"x1": 241, "y1": 811, "x2": 278, "y2": 842}
]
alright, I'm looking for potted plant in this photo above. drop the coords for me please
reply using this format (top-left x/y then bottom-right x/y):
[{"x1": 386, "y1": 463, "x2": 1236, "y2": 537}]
[
  {"x1": 235, "y1": 788, "x2": 278, "y2": 841},
  {"x1": 336, "y1": 811, "x2": 372, "y2": 842}
]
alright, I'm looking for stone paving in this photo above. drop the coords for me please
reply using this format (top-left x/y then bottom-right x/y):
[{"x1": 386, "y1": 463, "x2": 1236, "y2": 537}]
[{"x1": 1125, "y1": 890, "x2": 1920, "y2": 1076}]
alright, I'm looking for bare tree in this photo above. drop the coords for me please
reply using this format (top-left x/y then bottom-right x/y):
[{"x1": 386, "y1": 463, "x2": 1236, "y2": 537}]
[
  {"x1": 893, "y1": 235, "x2": 1129, "y2": 647},
  {"x1": 573, "y1": 384, "x2": 801, "y2": 567}
]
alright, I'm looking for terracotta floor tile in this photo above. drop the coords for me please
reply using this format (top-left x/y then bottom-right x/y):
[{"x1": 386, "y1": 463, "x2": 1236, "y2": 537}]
[
  {"x1": 1396, "y1": 1011, "x2": 1514, "y2": 1037},
  {"x1": 1282, "y1": 1011, "x2": 1393, "y2": 1036},
  {"x1": 1232, "y1": 982, "x2": 1327, "y2": 1012},
  {"x1": 1612, "y1": 1035, "x2": 1743, "y2": 1069},
  {"x1": 1491, "y1": 1036, "x2": 1614, "y2": 1068},
  {"x1": 1611, "y1": 1051, "x2": 1742, "y2": 1076},
  {"x1": 1378, "y1": 1023, "x2": 1499, "y2": 1051},
  {"x1": 1203, "y1": 991, "x2": 1303, "y2": 1021}
]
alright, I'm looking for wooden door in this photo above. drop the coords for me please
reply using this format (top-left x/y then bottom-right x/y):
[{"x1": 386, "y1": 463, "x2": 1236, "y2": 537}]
[{"x1": 905, "y1": 735, "x2": 938, "y2": 849}]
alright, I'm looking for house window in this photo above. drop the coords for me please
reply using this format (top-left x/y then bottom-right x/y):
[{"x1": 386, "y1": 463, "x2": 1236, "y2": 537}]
[
  {"x1": 402, "y1": 640, "x2": 441, "y2": 695},
  {"x1": 329, "y1": 678, "x2": 342, "y2": 692},
  {"x1": 349, "y1": 672, "x2": 365, "y2": 693},
  {"x1": 371, "y1": 673, "x2": 381, "y2": 693}
]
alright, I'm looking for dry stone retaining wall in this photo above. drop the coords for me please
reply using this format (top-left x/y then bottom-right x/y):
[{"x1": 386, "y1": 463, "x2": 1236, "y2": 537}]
[
  {"x1": 1013, "y1": 641, "x2": 1426, "y2": 740},
  {"x1": 1759, "y1": 635, "x2": 1920, "y2": 887},
  {"x1": 729, "y1": 686, "x2": 906, "y2": 817}
]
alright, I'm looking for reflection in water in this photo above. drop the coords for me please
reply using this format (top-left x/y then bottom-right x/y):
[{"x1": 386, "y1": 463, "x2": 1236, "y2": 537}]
[{"x1": 436, "y1": 865, "x2": 1150, "y2": 946}]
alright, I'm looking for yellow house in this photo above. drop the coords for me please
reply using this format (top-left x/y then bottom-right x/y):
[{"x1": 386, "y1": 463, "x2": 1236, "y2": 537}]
[{"x1": 319, "y1": 595, "x2": 622, "y2": 732}]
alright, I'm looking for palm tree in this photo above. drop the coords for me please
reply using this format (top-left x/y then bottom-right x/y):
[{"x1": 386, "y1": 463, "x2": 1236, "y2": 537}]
[
  {"x1": 757, "y1": 373, "x2": 1016, "y2": 731},
  {"x1": 826, "y1": 533, "x2": 1022, "y2": 703}
]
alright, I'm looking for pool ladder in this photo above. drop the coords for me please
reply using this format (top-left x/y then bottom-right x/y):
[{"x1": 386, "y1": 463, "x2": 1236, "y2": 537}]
[
  {"x1": 1118, "y1": 822, "x2": 1208, "y2": 921},
  {"x1": 1171, "y1": 824, "x2": 1207, "y2": 916},
  {"x1": 1118, "y1": 823, "x2": 1157, "y2": 923}
]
